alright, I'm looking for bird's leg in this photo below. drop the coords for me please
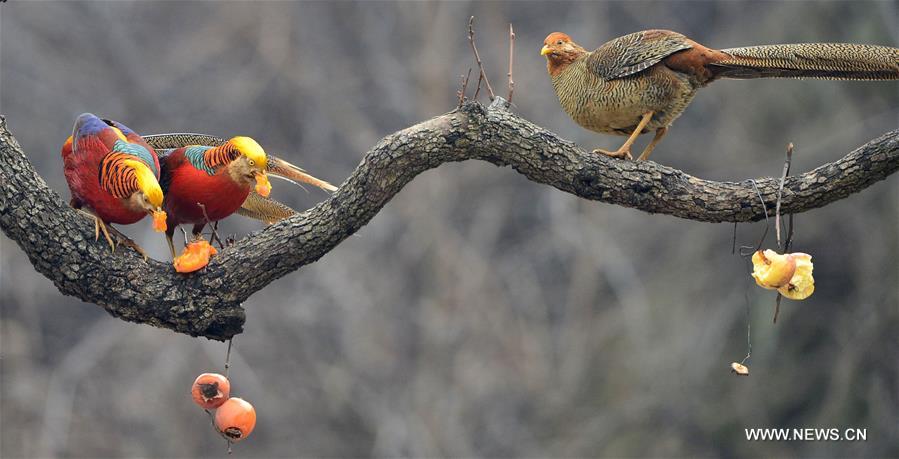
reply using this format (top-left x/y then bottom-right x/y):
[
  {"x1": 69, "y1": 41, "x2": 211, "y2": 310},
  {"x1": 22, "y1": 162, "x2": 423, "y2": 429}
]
[
  {"x1": 165, "y1": 227, "x2": 178, "y2": 260},
  {"x1": 593, "y1": 111, "x2": 654, "y2": 160},
  {"x1": 105, "y1": 224, "x2": 149, "y2": 261},
  {"x1": 637, "y1": 126, "x2": 669, "y2": 161},
  {"x1": 74, "y1": 208, "x2": 116, "y2": 252}
]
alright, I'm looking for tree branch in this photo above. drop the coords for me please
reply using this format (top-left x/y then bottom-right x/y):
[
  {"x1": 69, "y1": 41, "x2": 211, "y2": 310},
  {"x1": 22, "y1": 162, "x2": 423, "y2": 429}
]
[{"x1": 2, "y1": 100, "x2": 897, "y2": 340}]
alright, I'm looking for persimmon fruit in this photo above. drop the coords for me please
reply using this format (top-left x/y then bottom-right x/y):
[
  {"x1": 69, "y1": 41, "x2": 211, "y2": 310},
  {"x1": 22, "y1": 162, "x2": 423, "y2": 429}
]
[
  {"x1": 191, "y1": 373, "x2": 230, "y2": 409},
  {"x1": 214, "y1": 397, "x2": 257, "y2": 442}
]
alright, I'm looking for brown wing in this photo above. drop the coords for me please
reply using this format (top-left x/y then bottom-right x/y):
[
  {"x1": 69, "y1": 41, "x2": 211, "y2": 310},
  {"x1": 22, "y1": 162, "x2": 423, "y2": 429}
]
[{"x1": 586, "y1": 29, "x2": 693, "y2": 80}]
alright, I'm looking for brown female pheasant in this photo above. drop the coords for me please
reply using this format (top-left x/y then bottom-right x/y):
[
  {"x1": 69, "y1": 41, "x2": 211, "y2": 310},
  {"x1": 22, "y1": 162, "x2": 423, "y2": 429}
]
[{"x1": 541, "y1": 30, "x2": 899, "y2": 160}]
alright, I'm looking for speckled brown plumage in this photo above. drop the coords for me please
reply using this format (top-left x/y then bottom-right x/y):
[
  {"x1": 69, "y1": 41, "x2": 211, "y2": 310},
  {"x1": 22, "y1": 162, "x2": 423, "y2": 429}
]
[{"x1": 542, "y1": 30, "x2": 899, "y2": 160}]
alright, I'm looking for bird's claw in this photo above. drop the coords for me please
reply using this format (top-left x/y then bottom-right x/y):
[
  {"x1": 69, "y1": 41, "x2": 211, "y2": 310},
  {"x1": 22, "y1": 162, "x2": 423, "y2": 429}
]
[
  {"x1": 75, "y1": 208, "x2": 148, "y2": 260},
  {"x1": 105, "y1": 224, "x2": 149, "y2": 260},
  {"x1": 114, "y1": 235, "x2": 149, "y2": 261},
  {"x1": 592, "y1": 148, "x2": 633, "y2": 160}
]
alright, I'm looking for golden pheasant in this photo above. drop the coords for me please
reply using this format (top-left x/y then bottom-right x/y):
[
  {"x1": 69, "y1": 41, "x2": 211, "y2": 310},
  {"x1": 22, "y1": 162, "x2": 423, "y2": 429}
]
[
  {"x1": 541, "y1": 30, "x2": 899, "y2": 160},
  {"x1": 143, "y1": 133, "x2": 336, "y2": 272}
]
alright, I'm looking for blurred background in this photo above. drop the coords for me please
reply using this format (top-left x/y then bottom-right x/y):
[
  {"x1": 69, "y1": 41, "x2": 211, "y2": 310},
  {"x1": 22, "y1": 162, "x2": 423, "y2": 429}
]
[{"x1": 1, "y1": 1, "x2": 897, "y2": 457}]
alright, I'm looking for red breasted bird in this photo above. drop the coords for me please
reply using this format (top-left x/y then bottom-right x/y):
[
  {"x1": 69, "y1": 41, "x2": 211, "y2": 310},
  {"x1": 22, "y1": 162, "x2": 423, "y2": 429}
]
[
  {"x1": 157, "y1": 135, "x2": 336, "y2": 272},
  {"x1": 62, "y1": 113, "x2": 167, "y2": 257},
  {"x1": 541, "y1": 30, "x2": 899, "y2": 161}
]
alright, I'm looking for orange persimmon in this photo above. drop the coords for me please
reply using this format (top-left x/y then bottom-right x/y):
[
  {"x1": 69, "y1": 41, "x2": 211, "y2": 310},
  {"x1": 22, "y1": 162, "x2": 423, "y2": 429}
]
[
  {"x1": 214, "y1": 397, "x2": 257, "y2": 442},
  {"x1": 191, "y1": 373, "x2": 231, "y2": 409},
  {"x1": 151, "y1": 210, "x2": 167, "y2": 232},
  {"x1": 173, "y1": 239, "x2": 218, "y2": 273}
]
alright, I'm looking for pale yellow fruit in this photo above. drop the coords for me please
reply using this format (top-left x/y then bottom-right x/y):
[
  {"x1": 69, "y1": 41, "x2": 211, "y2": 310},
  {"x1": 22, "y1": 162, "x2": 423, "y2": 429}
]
[
  {"x1": 751, "y1": 250, "x2": 796, "y2": 289},
  {"x1": 778, "y1": 253, "x2": 814, "y2": 300}
]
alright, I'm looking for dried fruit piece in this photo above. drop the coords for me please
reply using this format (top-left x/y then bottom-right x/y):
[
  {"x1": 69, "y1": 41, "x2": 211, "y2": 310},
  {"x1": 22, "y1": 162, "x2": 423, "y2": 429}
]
[
  {"x1": 191, "y1": 373, "x2": 231, "y2": 409},
  {"x1": 751, "y1": 249, "x2": 796, "y2": 289},
  {"x1": 152, "y1": 210, "x2": 167, "y2": 232},
  {"x1": 731, "y1": 362, "x2": 749, "y2": 376},
  {"x1": 173, "y1": 239, "x2": 218, "y2": 273},
  {"x1": 214, "y1": 397, "x2": 256, "y2": 442},
  {"x1": 778, "y1": 253, "x2": 814, "y2": 300},
  {"x1": 255, "y1": 174, "x2": 272, "y2": 197}
]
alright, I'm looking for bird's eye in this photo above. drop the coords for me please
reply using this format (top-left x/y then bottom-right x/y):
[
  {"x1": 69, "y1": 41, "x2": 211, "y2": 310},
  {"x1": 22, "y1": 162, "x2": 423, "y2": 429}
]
[
  {"x1": 247, "y1": 159, "x2": 255, "y2": 166},
  {"x1": 556, "y1": 40, "x2": 563, "y2": 45}
]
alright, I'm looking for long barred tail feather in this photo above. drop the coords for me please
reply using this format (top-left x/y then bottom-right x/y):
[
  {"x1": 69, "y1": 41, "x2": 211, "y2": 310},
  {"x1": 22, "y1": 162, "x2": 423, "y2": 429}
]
[
  {"x1": 238, "y1": 193, "x2": 298, "y2": 224},
  {"x1": 711, "y1": 43, "x2": 899, "y2": 80},
  {"x1": 144, "y1": 133, "x2": 226, "y2": 149},
  {"x1": 267, "y1": 156, "x2": 338, "y2": 193}
]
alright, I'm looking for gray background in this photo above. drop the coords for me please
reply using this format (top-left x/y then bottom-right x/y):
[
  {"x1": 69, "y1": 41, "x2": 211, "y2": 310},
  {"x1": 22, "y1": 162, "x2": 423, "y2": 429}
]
[{"x1": 1, "y1": 1, "x2": 897, "y2": 457}]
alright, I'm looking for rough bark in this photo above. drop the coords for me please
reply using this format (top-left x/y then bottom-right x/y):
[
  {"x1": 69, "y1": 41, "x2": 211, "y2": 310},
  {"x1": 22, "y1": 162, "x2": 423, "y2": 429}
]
[{"x1": 1, "y1": 99, "x2": 897, "y2": 340}]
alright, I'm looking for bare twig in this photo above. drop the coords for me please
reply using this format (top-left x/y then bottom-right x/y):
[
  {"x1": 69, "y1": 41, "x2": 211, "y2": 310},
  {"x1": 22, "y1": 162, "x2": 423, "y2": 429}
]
[
  {"x1": 474, "y1": 72, "x2": 484, "y2": 100},
  {"x1": 507, "y1": 24, "x2": 515, "y2": 105},
  {"x1": 741, "y1": 290, "x2": 752, "y2": 365},
  {"x1": 457, "y1": 67, "x2": 472, "y2": 108},
  {"x1": 749, "y1": 179, "x2": 770, "y2": 253},
  {"x1": 468, "y1": 16, "x2": 495, "y2": 101},
  {"x1": 775, "y1": 143, "x2": 794, "y2": 248},
  {"x1": 224, "y1": 337, "x2": 233, "y2": 378},
  {"x1": 731, "y1": 222, "x2": 738, "y2": 255},
  {"x1": 773, "y1": 293, "x2": 783, "y2": 324},
  {"x1": 785, "y1": 214, "x2": 795, "y2": 253},
  {"x1": 197, "y1": 202, "x2": 224, "y2": 248},
  {"x1": 773, "y1": 143, "x2": 795, "y2": 324}
]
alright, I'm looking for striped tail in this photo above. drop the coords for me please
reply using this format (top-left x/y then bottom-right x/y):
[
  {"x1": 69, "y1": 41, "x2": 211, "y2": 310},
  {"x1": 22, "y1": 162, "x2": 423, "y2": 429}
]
[
  {"x1": 268, "y1": 156, "x2": 339, "y2": 192},
  {"x1": 144, "y1": 133, "x2": 225, "y2": 149},
  {"x1": 238, "y1": 192, "x2": 297, "y2": 224},
  {"x1": 710, "y1": 43, "x2": 899, "y2": 80}
]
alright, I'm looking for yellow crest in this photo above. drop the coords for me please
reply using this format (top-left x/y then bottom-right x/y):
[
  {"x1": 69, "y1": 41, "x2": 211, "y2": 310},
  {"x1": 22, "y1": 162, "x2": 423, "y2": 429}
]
[
  {"x1": 229, "y1": 136, "x2": 268, "y2": 170},
  {"x1": 122, "y1": 159, "x2": 164, "y2": 208}
]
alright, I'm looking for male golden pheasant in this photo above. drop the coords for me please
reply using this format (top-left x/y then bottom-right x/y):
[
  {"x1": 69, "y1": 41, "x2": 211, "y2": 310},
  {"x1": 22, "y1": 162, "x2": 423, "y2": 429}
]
[
  {"x1": 146, "y1": 133, "x2": 336, "y2": 272},
  {"x1": 62, "y1": 113, "x2": 167, "y2": 257},
  {"x1": 541, "y1": 30, "x2": 899, "y2": 160}
]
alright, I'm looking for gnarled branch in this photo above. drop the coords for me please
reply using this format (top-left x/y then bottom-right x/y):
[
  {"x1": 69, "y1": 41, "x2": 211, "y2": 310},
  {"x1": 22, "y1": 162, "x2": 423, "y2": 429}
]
[{"x1": 1, "y1": 99, "x2": 897, "y2": 340}]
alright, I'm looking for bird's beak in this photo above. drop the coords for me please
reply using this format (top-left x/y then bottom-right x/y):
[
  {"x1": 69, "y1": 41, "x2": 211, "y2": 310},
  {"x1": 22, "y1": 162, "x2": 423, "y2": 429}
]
[{"x1": 540, "y1": 45, "x2": 552, "y2": 56}]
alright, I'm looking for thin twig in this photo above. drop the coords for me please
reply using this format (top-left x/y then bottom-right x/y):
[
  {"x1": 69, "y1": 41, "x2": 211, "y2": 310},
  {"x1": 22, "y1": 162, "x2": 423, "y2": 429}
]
[
  {"x1": 741, "y1": 290, "x2": 752, "y2": 365},
  {"x1": 773, "y1": 293, "x2": 783, "y2": 324},
  {"x1": 457, "y1": 68, "x2": 472, "y2": 108},
  {"x1": 732, "y1": 222, "x2": 738, "y2": 255},
  {"x1": 775, "y1": 143, "x2": 793, "y2": 248},
  {"x1": 507, "y1": 24, "x2": 515, "y2": 105},
  {"x1": 468, "y1": 16, "x2": 495, "y2": 101},
  {"x1": 785, "y1": 214, "x2": 795, "y2": 253},
  {"x1": 224, "y1": 337, "x2": 233, "y2": 378},
  {"x1": 197, "y1": 202, "x2": 224, "y2": 248},
  {"x1": 773, "y1": 144, "x2": 794, "y2": 324},
  {"x1": 474, "y1": 72, "x2": 484, "y2": 100},
  {"x1": 749, "y1": 179, "x2": 770, "y2": 253}
]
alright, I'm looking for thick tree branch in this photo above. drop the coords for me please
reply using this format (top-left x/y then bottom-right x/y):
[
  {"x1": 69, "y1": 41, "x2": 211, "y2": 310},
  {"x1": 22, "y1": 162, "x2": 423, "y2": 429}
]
[{"x1": 2, "y1": 100, "x2": 897, "y2": 340}]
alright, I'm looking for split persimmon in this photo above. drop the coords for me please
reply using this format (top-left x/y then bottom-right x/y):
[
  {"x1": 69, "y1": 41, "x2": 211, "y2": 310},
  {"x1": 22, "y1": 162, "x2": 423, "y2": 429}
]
[
  {"x1": 191, "y1": 373, "x2": 230, "y2": 409},
  {"x1": 214, "y1": 397, "x2": 257, "y2": 442}
]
